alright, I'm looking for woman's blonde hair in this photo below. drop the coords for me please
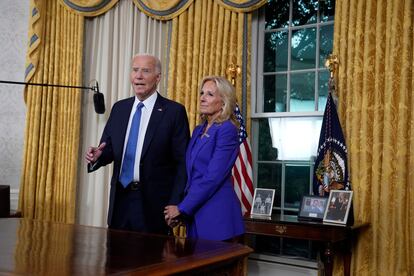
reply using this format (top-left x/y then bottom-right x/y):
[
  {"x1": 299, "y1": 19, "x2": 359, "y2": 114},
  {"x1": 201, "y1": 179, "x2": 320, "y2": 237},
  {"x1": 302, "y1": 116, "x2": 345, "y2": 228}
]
[{"x1": 199, "y1": 76, "x2": 238, "y2": 126}]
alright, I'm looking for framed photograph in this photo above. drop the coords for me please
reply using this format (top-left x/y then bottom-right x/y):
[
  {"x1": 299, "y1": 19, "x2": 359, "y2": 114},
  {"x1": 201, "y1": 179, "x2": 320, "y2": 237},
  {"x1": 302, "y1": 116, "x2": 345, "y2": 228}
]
[
  {"x1": 251, "y1": 188, "x2": 275, "y2": 216},
  {"x1": 323, "y1": 190, "x2": 353, "y2": 225},
  {"x1": 298, "y1": 195, "x2": 328, "y2": 221}
]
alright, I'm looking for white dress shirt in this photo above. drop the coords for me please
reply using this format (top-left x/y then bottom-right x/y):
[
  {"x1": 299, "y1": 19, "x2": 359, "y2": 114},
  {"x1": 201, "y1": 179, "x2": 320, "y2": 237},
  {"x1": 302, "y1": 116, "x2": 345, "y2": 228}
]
[{"x1": 120, "y1": 92, "x2": 157, "y2": 181}]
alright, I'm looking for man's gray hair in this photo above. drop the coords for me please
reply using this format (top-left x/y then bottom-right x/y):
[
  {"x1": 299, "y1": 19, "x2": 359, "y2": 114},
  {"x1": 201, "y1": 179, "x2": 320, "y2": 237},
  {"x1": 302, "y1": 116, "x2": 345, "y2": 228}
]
[{"x1": 132, "y1": 53, "x2": 162, "y2": 73}]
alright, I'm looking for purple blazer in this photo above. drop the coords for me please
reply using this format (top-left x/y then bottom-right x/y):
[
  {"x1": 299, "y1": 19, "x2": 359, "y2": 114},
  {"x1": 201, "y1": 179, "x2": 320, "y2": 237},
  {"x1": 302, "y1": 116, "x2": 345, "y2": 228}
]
[{"x1": 178, "y1": 120, "x2": 245, "y2": 241}]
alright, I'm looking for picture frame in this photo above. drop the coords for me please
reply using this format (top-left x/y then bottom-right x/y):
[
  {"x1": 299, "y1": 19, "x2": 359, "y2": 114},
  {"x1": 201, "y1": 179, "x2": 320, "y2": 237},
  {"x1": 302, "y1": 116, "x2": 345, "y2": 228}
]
[
  {"x1": 251, "y1": 188, "x2": 275, "y2": 216},
  {"x1": 323, "y1": 190, "x2": 353, "y2": 225},
  {"x1": 298, "y1": 195, "x2": 328, "y2": 221}
]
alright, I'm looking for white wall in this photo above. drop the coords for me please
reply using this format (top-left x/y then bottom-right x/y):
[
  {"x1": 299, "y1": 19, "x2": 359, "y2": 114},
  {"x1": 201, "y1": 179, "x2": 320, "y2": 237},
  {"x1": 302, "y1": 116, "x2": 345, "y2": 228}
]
[{"x1": 0, "y1": 0, "x2": 29, "y2": 210}]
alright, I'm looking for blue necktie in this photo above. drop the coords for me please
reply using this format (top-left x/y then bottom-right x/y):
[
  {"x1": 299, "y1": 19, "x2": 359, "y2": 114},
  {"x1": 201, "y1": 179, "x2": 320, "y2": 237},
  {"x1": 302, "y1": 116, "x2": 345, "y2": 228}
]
[{"x1": 119, "y1": 102, "x2": 144, "y2": 187}]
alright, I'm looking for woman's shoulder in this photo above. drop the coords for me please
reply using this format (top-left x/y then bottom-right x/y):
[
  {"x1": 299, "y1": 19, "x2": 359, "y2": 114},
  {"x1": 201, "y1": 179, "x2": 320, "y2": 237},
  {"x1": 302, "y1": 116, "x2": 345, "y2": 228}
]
[
  {"x1": 215, "y1": 120, "x2": 239, "y2": 138},
  {"x1": 218, "y1": 120, "x2": 238, "y2": 131}
]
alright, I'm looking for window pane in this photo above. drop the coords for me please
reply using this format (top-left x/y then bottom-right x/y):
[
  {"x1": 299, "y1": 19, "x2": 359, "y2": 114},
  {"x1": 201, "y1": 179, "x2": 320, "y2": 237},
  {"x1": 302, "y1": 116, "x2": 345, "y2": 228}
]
[
  {"x1": 285, "y1": 164, "x2": 310, "y2": 209},
  {"x1": 320, "y1": 0, "x2": 335, "y2": 22},
  {"x1": 290, "y1": 72, "x2": 315, "y2": 112},
  {"x1": 292, "y1": 0, "x2": 318, "y2": 26},
  {"x1": 263, "y1": 74, "x2": 287, "y2": 112},
  {"x1": 258, "y1": 119, "x2": 279, "y2": 161},
  {"x1": 267, "y1": 117, "x2": 322, "y2": 160},
  {"x1": 291, "y1": 28, "x2": 316, "y2": 70},
  {"x1": 265, "y1": 0, "x2": 289, "y2": 29},
  {"x1": 264, "y1": 31, "x2": 288, "y2": 72},
  {"x1": 257, "y1": 163, "x2": 281, "y2": 207},
  {"x1": 319, "y1": 24, "x2": 334, "y2": 68},
  {"x1": 318, "y1": 70, "x2": 329, "y2": 111}
]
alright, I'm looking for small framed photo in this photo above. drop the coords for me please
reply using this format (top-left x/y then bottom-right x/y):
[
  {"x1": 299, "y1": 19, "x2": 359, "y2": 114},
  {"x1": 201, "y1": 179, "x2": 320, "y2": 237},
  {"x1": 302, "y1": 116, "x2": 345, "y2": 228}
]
[
  {"x1": 323, "y1": 190, "x2": 353, "y2": 225},
  {"x1": 251, "y1": 188, "x2": 275, "y2": 216},
  {"x1": 298, "y1": 195, "x2": 328, "y2": 221}
]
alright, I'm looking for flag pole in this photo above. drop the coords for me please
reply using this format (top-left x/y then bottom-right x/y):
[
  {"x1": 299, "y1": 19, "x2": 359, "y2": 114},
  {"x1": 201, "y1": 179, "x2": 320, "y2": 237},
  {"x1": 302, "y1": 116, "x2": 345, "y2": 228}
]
[
  {"x1": 325, "y1": 54, "x2": 339, "y2": 103},
  {"x1": 226, "y1": 63, "x2": 254, "y2": 215}
]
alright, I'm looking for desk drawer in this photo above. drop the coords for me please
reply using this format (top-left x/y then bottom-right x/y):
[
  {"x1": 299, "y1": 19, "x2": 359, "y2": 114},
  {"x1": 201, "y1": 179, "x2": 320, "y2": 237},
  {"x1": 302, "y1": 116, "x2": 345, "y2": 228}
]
[{"x1": 245, "y1": 221, "x2": 346, "y2": 242}]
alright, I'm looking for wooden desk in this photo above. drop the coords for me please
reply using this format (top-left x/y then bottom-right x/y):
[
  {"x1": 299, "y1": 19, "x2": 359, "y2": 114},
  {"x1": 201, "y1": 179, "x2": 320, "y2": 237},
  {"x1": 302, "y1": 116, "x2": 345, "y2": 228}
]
[
  {"x1": 244, "y1": 214, "x2": 368, "y2": 276},
  {"x1": 0, "y1": 218, "x2": 252, "y2": 275}
]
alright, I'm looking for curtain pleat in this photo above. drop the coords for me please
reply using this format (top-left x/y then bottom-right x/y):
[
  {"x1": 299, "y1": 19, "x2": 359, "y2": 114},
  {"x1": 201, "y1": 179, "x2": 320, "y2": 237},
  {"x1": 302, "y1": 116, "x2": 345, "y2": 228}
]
[
  {"x1": 168, "y1": 0, "x2": 250, "y2": 132},
  {"x1": 19, "y1": 0, "x2": 83, "y2": 224},
  {"x1": 334, "y1": 0, "x2": 413, "y2": 274}
]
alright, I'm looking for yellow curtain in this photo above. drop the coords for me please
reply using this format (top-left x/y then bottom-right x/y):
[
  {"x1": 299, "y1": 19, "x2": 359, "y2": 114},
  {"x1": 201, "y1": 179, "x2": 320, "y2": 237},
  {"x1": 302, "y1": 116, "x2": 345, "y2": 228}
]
[
  {"x1": 216, "y1": 0, "x2": 267, "y2": 12},
  {"x1": 132, "y1": 0, "x2": 266, "y2": 20},
  {"x1": 168, "y1": 0, "x2": 251, "y2": 132},
  {"x1": 19, "y1": 0, "x2": 84, "y2": 224},
  {"x1": 58, "y1": 0, "x2": 119, "y2": 16},
  {"x1": 132, "y1": 0, "x2": 194, "y2": 20},
  {"x1": 334, "y1": 0, "x2": 413, "y2": 275},
  {"x1": 24, "y1": 0, "x2": 44, "y2": 83}
]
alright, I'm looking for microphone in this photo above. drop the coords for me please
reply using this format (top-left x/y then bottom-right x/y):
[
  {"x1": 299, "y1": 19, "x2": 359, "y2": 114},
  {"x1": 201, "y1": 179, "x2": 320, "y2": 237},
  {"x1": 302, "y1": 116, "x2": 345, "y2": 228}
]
[
  {"x1": 93, "y1": 81, "x2": 105, "y2": 114},
  {"x1": 0, "y1": 79, "x2": 105, "y2": 114}
]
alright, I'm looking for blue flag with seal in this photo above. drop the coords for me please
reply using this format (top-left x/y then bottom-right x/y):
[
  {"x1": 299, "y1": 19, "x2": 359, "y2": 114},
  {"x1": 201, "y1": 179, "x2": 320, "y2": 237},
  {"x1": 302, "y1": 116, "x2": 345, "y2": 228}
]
[{"x1": 313, "y1": 92, "x2": 351, "y2": 196}]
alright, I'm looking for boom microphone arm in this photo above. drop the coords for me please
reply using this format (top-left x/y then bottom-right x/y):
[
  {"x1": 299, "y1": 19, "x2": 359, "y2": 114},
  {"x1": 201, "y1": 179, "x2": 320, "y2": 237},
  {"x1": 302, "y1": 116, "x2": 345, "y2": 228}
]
[{"x1": 0, "y1": 80, "x2": 105, "y2": 114}]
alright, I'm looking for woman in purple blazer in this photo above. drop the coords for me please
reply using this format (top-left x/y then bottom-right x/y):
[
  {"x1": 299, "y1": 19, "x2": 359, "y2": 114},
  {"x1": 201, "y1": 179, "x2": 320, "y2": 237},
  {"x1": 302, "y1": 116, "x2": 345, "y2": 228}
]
[{"x1": 164, "y1": 76, "x2": 245, "y2": 241}]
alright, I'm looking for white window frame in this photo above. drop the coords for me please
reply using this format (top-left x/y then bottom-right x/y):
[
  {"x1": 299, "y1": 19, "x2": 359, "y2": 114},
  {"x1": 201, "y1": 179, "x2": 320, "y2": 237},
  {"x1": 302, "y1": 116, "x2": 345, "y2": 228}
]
[{"x1": 251, "y1": 0, "x2": 334, "y2": 214}]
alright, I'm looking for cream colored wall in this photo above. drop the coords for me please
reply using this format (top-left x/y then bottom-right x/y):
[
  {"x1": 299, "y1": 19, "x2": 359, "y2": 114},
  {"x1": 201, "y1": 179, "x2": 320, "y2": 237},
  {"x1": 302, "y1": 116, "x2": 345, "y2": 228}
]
[{"x1": 0, "y1": 1, "x2": 29, "y2": 209}]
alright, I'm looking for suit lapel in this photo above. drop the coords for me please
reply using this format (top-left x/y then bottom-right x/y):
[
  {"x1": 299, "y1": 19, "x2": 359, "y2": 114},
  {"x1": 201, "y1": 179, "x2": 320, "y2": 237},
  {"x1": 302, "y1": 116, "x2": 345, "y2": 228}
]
[
  {"x1": 188, "y1": 123, "x2": 218, "y2": 173},
  {"x1": 116, "y1": 98, "x2": 134, "y2": 159},
  {"x1": 141, "y1": 94, "x2": 166, "y2": 159},
  {"x1": 184, "y1": 123, "x2": 218, "y2": 192},
  {"x1": 186, "y1": 125, "x2": 203, "y2": 176}
]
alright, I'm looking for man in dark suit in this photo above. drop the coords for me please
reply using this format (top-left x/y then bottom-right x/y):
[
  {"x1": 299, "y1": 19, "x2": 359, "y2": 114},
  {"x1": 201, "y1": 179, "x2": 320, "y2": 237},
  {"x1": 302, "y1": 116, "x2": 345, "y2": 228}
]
[{"x1": 85, "y1": 54, "x2": 190, "y2": 234}]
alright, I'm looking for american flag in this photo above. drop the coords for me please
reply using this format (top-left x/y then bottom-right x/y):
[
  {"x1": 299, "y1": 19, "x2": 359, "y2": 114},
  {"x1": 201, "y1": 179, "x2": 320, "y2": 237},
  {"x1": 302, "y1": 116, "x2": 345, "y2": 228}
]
[{"x1": 232, "y1": 105, "x2": 254, "y2": 215}]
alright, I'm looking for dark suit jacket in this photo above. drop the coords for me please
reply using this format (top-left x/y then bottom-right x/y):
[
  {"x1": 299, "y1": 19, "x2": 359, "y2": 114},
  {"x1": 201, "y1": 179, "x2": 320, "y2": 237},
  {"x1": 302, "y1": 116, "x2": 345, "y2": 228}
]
[{"x1": 88, "y1": 93, "x2": 190, "y2": 233}]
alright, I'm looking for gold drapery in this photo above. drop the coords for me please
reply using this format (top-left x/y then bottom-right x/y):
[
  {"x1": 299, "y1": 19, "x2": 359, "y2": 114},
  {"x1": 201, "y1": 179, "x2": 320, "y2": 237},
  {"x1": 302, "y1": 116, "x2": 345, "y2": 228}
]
[
  {"x1": 25, "y1": 0, "x2": 44, "y2": 83},
  {"x1": 167, "y1": 0, "x2": 251, "y2": 132},
  {"x1": 132, "y1": 0, "x2": 195, "y2": 20},
  {"x1": 58, "y1": 0, "x2": 119, "y2": 16},
  {"x1": 216, "y1": 0, "x2": 267, "y2": 13},
  {"x1": 19, "y1": 0, "x2": 83, "y2": 223},
  {"x1": 60, "y1": 0, "x2": 267, "y2": 20},
  {"x1": 334, "y1": 0, "x2": 413, "y2": 275}
]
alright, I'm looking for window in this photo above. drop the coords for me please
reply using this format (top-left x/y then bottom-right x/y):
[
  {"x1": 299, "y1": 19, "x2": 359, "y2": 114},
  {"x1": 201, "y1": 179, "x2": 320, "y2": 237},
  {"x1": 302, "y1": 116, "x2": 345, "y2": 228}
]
[
  {"x1": 252, "y1": 0, "x2": 335, "y2": 214},
  {"x1": 250, "y1": 0, "x2": 335, "y2": 261}
]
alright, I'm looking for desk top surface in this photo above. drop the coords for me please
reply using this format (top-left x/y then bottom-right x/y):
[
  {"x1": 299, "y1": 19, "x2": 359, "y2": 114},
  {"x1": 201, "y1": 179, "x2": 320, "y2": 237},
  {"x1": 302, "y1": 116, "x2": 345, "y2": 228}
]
[{"x1": 0, "y1": 218, "x2": 252, "y2": 275}]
